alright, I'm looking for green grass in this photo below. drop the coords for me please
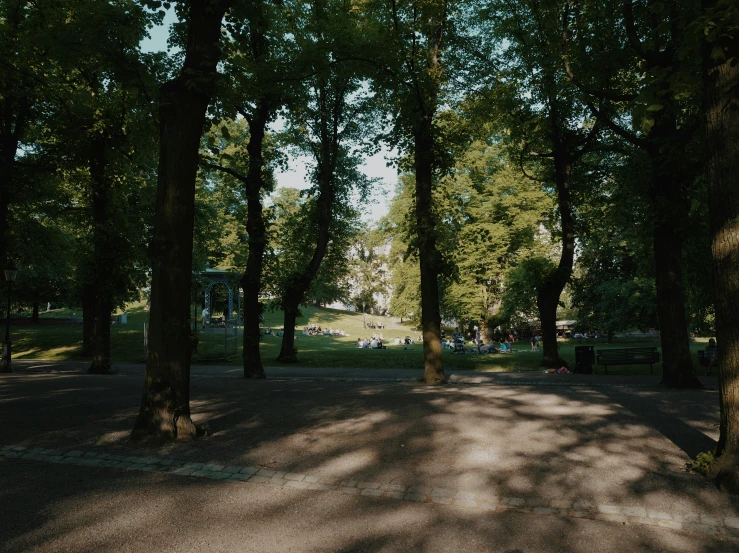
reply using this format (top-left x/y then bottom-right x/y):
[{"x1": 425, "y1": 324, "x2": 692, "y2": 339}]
[{"x1": 6, "y1": 302, "x2": 715, "y2": 374}]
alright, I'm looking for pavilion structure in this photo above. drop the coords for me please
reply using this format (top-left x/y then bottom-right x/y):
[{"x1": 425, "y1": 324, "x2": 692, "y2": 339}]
[{"x1": 198, "y1": 268, "x2": 241, "y2": 326}]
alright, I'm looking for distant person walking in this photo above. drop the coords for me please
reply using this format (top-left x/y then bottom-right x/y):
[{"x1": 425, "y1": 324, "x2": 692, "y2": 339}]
[{"x1": 201, "y1": 307, "x2": 209, "y2": 329}]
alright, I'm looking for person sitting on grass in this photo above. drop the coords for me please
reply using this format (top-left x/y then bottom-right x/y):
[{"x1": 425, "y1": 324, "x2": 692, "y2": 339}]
[
  {"x1": 356, "y1": 337, "x2": 363, "y2": 348},
  {"x1": 499, "y1": 341, "x2": 509, "y2": 353}
]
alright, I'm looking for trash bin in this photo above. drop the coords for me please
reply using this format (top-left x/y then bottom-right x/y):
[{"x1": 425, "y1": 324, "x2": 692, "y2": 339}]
[
  {"x1": 118, "y1": 313, "x2": 128, "y2": 325},
  {"x1": 574, "y1": 345, "x2": 595, "y2": 374}
]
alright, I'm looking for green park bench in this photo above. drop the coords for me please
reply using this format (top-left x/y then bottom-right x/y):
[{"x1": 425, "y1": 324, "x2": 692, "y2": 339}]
[{"x1": 596, "y1": 347, "x2": 660, "y2": 374}]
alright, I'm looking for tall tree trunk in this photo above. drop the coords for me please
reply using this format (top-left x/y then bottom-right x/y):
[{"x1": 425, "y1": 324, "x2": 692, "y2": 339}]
[
  {"x1": 648, "y1": 120, "x2": 701, "y2": 388},
  {"x1": 0, "y1": 2, "x2": 28, "y2": 269},
  {"x1": 415, "y1": 119, "x2": 445, "y2": 384},
  {"x1": 88, "y1": 129, "x2": 113, "y2": 374},
  {"x1": 408, "y1": 15, "x2": 446, "y2": 386},
  {"x1": 132, "y1": 0, "x2": 230, "y2": 441},
  {"x1": 537, "y1": 132, "x2": 574, "y2": 368},
  {"x1": 81, "y1": 283, "x2": 95, "y2": 356},
  {"x1": 276, "y1": 181, "x2": 334, "y2": 362},
  {"x1": 242, "y1": 99, "x2": 271, "y2": 379},
  {"x1": 0, "y1": 98, "x2": 27, "y2": 270},
  {"x1": 277, "y1": 82, "x2": 335, "y2": 363},
  {"x1": 89, "y1": 296, "x2": 112, "y2": 374},
  {"x1": 703, "y1": 1, "x2": 739, "y2": 492},
  {"x1": 618, "y1": 0, "x2": 699, "y2": 387},
  {"x1": 277, "y1": 298, "x2": 300, "y2": 362},
  {"x1": 0, "y1": 146, "x2": 12, "y2": 269},
  {"x1": 31, "y1": 300, "x2": 38, "y2": 323}
]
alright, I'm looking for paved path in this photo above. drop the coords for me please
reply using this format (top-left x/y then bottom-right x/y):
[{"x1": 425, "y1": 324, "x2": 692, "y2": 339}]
[
  {"x1": 0, "y1": 362, "x2": 736, "y2": 552},
  {"x1": 9, "y1": 358, "x2": 721, "y2": 387}
]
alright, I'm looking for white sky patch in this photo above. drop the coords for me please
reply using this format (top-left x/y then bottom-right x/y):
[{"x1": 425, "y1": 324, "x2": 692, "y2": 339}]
[
  {"x1": 140, "y1": 8, "x2": 179, "y2": 54},
  {"x1": 274, "y1": 149, "x2": 397, "y2": 223}
]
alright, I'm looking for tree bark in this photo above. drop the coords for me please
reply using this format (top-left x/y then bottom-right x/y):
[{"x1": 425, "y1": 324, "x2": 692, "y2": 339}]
[
  {"x1": 132, "y1": 0, "x2": 230, "y2": 441},
  {"x1": 537, "y1": 124, "x2": 574, "y2": 368},
  {"x1": 81, "y1": 283, "x2": 95, "y2": 356},
  {"x1": 0, "y1": 2, "x2": 28, "y2": 268},
  {"x1": 88, "y1": 127, "x2": 113, "y2": 374},
  {"x1": 242, "y1": 99, "x2": 271, "y2": 379},
  {"x1": 648, "y1": 116, "x2": 701, "y2": 389},
  {"x1": 31, "y1": 300, "x2": 39, "y2": 323},
  {"x1": 703, "y1": 2, "x2": 739, "y2": 492},
  {"x1": 276, "y1": 183, "x2": 334, "y2": 362},
  {"x1": 415, "y1": 118, "x2": 445, "y2": 384},
  {"x1": 276, "y1": 82, "x2": 336, "y2": 363},
  {"x1": 89, "y1": 296, "x2": 113, "y2": 374}
]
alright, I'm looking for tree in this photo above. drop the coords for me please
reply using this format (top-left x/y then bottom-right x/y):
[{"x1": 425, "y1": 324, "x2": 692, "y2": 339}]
[
  {"x1": 58, "y1": 6, "x2": 159, "y2": 374},
  {"x1": 209, "y1": 0, "x2": 289, "y2": 378},
  {"x1": 701, "y1": 0, "x2": 739, "y2": 493},
  {"x1": 383, "y1": 176, "x2": 421, "y2": 324},
  {"x1": 561, "y1": 0, "x2": 703, "y2": 387},
  {"x1": 500, "y1": 257, "x2": 557, "y2": 327},
  {"x1": 360, "y1": 0, "x2": 460, "y2": 384},
  {"x1": 0, "y1": 0, "x2": 43, "y2": 268},
  {"x1": 132, "y1": 0, "x2": 231, "y2": 441},
  {"x1": 437, "y1": 140, "x2": 551, "y2": 327},
  {"x1": 265, "y1": 185, "x2": 362, "y2": 345},
  {"x1": 1, "y1": 1, "x2": 159, "y2": 366},
  {"x1": 571, "y1": 151, "x2": 658, "y2": 341},
  {"x1": 274, "y1": 2, "x2": 376, "y2": 362},
  {"x1": 478, "y1": 0, "x2": 605, "y2": 367}
]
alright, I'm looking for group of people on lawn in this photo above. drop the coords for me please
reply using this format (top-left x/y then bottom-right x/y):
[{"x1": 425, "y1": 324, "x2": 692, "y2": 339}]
[
  {"x1": 302, "y1": 323, "x2": 348, "y2": 337},
  {"x1": 441, "y1": 328, "x2": 525, "y2": 354},
  {"x1": 357, "y1": 334, "x2": 386, "y2": 349}
]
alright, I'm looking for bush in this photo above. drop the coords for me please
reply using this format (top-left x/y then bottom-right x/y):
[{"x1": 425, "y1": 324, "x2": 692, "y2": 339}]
[{"x1": 691, "y1": 450, "x2": 716, "y2": 476}]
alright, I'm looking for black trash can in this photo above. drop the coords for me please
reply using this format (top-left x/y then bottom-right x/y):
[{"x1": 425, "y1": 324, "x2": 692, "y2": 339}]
[{"x1": 574, "y1": 345, "x2": 595, "y2": 374}]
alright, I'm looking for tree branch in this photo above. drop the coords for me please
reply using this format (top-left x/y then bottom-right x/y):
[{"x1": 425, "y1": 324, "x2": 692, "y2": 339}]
[
  {"x1": 622, "y1": 0, "x2": 671, "y2": 67},
  {"x1": 200, "y1": 161, "x2": 248, "y2": 184}
]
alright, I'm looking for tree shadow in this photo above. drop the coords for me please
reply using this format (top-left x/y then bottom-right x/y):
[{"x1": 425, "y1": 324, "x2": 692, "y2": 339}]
[{"x1": 1, "y1": 373, "x2": 739, "y2": 552}]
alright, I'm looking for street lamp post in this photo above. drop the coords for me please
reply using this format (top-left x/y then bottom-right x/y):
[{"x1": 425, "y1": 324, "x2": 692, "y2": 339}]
[{"x1": 1, "y1": 265, "x2": 17, "y2": 373}]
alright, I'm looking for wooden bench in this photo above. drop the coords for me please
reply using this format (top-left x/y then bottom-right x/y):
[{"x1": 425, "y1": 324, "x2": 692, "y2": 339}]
[{"x1": 596, "y1": 347, "x2": 660, "y2": 374}]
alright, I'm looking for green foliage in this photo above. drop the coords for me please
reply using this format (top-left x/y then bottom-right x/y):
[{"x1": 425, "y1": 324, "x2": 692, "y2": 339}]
[
  {"x1": 691, "y1": 450, "x2": 716, "y2": 476},
  {"x1": 438, "y1": 140, "x2": 552, "y2": 323},
  {"x1": 264, "y1": 187, "x2": 361, "y2": 309},
  {"x1": 197, "y1": 119, "x2": 281, "y2": 272},
  {"x1": 500, "y1": 257, "x2": 557, "y2": 325},
  {"x1": 571, "y1": 152, "x2": 659, "y2": 336}
]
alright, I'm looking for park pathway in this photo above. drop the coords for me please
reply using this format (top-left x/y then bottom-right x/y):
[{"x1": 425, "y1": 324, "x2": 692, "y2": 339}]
[{"x1": 1, "y1": 363, "x2": 736, "y2": 552}]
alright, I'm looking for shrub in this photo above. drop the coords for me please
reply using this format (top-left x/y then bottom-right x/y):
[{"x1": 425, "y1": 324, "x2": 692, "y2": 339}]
[{"x1": 691, "y1": 450, "x2": 716, "y2": 476}]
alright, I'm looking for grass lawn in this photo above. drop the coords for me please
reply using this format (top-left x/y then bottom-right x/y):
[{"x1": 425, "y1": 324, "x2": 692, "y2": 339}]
[{"x1": 7, "y1": 302, "x2": 714, "y2": 375}]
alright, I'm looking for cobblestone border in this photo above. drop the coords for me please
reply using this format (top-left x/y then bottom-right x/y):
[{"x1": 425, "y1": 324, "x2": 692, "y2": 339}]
[{"x1": 2, "y1": 444, "x2": 737, "y2": 540}]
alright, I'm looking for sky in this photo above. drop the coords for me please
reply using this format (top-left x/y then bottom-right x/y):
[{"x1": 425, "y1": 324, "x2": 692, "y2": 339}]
[{"x1": 140, "y1": 12, "x2": 397, "y2": 224}]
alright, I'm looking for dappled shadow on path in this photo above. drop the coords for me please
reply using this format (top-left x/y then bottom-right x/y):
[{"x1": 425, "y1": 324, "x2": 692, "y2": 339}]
[
  {"x1": 0, "y1": 454, "x2": 735, "y2": 553},
  {"x1": 0, "y1": 373, "x2": 738, "y2": 552}
]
